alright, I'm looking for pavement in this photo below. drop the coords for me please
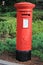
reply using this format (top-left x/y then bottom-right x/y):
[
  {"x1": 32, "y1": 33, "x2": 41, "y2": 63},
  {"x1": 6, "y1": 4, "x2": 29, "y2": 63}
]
[{"x1": 0, "y1": 59, "x2": 24, "y2": 65}]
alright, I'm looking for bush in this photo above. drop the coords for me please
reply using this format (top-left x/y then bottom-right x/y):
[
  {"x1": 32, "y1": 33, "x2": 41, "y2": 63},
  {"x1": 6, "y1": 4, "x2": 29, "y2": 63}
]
[
  {"x1": 32, "y1": 33, "x2": 43, "y2": 61},
  {"x1": 0, "y1": 17, "x2": 16, "y2": 38},
  {"x1": 5, "y1": 6, "x2": 15, "y2": 12},
  {"x1": 0, "y1": 21, "x2": 9, "y2": 37},
  {"x1": 0, "y1": 38, "x2": 16, "y2": 55},
  {"x1": 0, "y1": 5, "x2": 15, "y2": 12},
  {"x1": 32, "y1": 50, "x2": 41, "y2": 57},
  {"x1": 0, "y1": 11, "x2": 16, "y2": 17},
  {"x1": 5, "y1": 38, "x2": 16, "y2": 53},
  {"x1": 4, "y1": 12, "x2": 16, "y2": 17},
  {"x1": 0, "y1": 40, "x2": 5, "y2": 55},
  {"x1": 40, "y1": 54, "x2": 43, "y2": 61},
  {"x1": 32, "y1": 33, "x2": 43, "y2": 50},
  {"x1": 8, "y1": 18, "x2": 16, "y2": 37},
  {"x1": 32, "y1": 20, "x2": 43, "y2": 35},
  {"x1": 33, "y1": 10, "x2": 43, "y2": 21},
  {"x1": 0, "y1": 6, "x2": 2, "y2": 12},
  {"x1": 32, "y1": 50, "x2": 43, "y2": 61}
]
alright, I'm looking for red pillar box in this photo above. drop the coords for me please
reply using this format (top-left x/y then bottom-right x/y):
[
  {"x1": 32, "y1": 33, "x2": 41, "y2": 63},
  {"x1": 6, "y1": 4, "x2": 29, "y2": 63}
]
[{"x1": 14, "y1": 2, "x2": 35, "y2": 61}]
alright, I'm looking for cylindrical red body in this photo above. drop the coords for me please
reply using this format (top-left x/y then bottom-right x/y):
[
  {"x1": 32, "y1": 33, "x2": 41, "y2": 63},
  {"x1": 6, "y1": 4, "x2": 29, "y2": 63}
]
[
  {"x1": 17, "y1": 11, "x2": 32, "y2": 51},
  {"x1": 14, "y1": 2, "x2": 35, "y2": 61}
]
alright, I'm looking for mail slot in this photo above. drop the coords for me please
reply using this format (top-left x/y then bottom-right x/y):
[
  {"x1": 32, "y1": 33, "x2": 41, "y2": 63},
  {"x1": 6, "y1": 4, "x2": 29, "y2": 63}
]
[{"x1": 22, "y1": 14, "x2": 30, "y2": 16}]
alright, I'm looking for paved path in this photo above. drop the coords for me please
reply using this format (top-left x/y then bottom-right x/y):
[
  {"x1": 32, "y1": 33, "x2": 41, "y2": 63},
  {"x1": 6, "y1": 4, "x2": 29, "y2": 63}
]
[{"x1": 0, "y1": 59, "x2": 24, "y2": 65}]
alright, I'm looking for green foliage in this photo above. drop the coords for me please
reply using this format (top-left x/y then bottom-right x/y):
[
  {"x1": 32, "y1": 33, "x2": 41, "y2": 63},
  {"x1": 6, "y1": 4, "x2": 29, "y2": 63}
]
[
  {"x1": 32, "y1": 33, "x2": 43, "y2": 50},
  {"x1": 32, "y1": 50, "x2": 43, "y2": 61},
  {"x1": 32, "y1": 50, "x2": 41, "y2": 57},
  {"x1": 4, "y1": 6, "x2": 15, "y2": 12},
  {"x1": 40, "y1": 54, "x2": 43, "y2": 61},
  {"x1": 0, "y1": 38, "x2": 16, "y2": 55},
  {"x1": 32, "y1": 10, "x2": 43, "y2": 61},
  {"x1": 5, "y1": 38, "x2": 16, "y2": 53},
  {"x1": 8, "y1": 18, "x2": 16, "y2": 37},
  {"x1": 32, "y1": 20, "x2": 43, "y2": 35},
  {"x1": 0, "y1": 11, "x2": 16, "y2": 17},
  {"x1": 0, "y1": 5, "x2": 15, "y2": 12},
  {"x1": 16, "y1": 0, "x2": 25, "y2": 2},
  {"x1": 0, "y1": 21, "x2": 9, "y2": 37},
  {"x1": 0, "y1": 6, "x2": 2, "y2": 12},
  {"x1": 0, "y1": 17, "x2": 16, "y2": 38},
  {"x1": 33, "y1": 10, "x2": 43, "y2": 21},
  {"x1": 32, "y1": 33, "x2": 43, "y2": 61},
  {"x1": 9, "y1": 12, "x2": 16, "y2": 17},
  {"x1": 0, "y1": 40, "x2": 5, "y2": 55},
  {"x1": 26, "y1": 0, "x2": 36, "y2": 3}
]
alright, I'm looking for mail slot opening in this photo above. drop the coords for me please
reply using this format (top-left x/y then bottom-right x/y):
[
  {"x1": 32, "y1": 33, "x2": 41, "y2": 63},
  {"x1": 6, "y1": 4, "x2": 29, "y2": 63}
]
[{"x1": 22, "y1": 14, "x2": 30, "y2": 16}]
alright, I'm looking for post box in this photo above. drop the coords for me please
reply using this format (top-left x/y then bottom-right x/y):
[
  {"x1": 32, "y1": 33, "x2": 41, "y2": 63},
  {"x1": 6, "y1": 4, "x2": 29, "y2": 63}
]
[{"x1": 14, "y1": 2, "x2": 35, "y2": 61}]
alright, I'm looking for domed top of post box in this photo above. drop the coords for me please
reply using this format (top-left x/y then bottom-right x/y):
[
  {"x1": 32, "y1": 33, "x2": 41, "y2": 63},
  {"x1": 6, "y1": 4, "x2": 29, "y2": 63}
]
[{"x1": 14, "y1": 2, "x2": 35, "y2": 10}]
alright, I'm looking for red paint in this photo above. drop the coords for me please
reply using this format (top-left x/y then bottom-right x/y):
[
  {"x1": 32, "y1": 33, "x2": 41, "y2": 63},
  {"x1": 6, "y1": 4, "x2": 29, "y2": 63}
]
[{"x1": 14, "y1": 2, "x2": 35, "y2": 51}]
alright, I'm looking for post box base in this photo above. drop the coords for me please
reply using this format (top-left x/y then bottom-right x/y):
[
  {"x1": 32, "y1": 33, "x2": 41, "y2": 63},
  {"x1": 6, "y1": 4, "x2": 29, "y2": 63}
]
[{"x1": 16, "y1": 50, "x2": 31, "y2": 62}]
